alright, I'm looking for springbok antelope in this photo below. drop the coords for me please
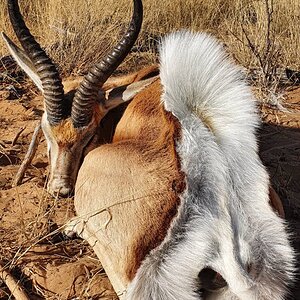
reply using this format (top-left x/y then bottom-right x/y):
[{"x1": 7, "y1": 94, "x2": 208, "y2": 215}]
[
  {"x1": 2, "y1": 0, "x2": 159, "y2": 196},
  {"x1": 1, "y1": 0, "x2": 286, "y2": 210},
  {"x1": 65, "y1": 29, "x2": 296, "y2": 298},
  {"x1": 65, "y1": 28, "x2": 296, "y2": 298},
  {"x1": 3, "y1": 0, "x2": 295, "y2": 299}
]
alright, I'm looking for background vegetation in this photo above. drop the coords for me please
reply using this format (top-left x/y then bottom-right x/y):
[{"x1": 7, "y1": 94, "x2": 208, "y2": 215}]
[{"x1": 0, "y1": 0, "x2": 300, "y2": 94}]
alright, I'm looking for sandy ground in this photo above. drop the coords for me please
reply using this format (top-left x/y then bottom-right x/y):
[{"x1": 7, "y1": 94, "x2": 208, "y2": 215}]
[{"x1": 0, "y1": 58, "x2": 299, "y2": 299}]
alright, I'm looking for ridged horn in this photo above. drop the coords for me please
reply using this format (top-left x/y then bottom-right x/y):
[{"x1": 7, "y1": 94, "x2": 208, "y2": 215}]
[
  {"x1": 8, "y1": 0, "x2": 65, "y2": 125},
  {"x1": 71, "y1": 0, "x2": 143, "y2": 128}
]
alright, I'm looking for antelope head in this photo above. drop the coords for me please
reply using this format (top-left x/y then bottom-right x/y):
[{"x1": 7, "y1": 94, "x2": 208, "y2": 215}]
[{"x1": 2, "y1": 0, "x2": 143, "y2": 197}]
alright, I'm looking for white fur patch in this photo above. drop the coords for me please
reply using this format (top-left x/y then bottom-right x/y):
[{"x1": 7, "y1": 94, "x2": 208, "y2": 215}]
[{"x1": 127, "y1": 31, "x2": 295, "y2": 299}]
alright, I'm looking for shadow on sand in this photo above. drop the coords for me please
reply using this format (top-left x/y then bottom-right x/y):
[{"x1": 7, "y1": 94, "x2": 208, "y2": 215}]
[{"x1": 259, "y1": 123, "x2": 300, "y2": 299}]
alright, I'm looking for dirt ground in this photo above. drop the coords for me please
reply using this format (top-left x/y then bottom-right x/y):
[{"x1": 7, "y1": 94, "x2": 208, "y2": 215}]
[{"x1": 0, "y1": 58, "x2": 299, "y2": 299}]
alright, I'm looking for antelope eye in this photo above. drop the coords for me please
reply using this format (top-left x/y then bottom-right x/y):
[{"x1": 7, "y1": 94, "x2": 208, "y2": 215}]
[{"x1": 198, "y1": 268, "x2": 227, "y2": 292}]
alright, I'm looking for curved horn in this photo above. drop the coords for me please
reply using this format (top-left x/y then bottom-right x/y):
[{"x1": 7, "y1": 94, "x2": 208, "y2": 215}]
[
  {"x1": 71, "y1": 0, "x2": 143, "y2": 128},
  {"x1": 7, "y1": 0, "x2": 65, "y2": 125}
]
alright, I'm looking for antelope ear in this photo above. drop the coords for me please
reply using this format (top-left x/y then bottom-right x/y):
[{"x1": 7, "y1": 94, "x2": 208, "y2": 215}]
[
  {"x1": 1, "y1": 32, "x2": 43, "y2": 92},
  {"x1": 104, "y1": 75, "x2": 159, "y2": 110}
]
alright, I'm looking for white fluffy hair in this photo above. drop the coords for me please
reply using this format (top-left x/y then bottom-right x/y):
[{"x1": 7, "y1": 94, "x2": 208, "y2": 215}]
[{"x1": 127, "y1": 31, "x2": 295, "y2": 299}]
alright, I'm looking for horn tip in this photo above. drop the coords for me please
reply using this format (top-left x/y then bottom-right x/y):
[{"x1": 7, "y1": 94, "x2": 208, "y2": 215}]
[
  {"x1": 1, "y1": 32, "x2": 13, "y2": 47},
  {"x1": 1, "y1": 32, "x2": 8, "y2": 39}
]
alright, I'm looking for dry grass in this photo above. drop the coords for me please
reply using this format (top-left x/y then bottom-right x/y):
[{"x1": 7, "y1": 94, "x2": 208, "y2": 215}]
[
  {"x1": 0, "y1": 1, "x2": 300, "y2": 298},
  {"x1": 0, "y1": 0, "x2": 299, "y2": 78}
]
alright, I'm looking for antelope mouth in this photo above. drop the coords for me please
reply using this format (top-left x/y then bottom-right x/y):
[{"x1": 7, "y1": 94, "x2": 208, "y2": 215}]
[{"x1": 48, "y1": 176, "x2": 74, "y2": 198}]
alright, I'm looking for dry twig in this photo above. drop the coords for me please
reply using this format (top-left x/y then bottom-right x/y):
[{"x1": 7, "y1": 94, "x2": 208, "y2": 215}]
[
  {"x1": 0, "y1": 264, "x2": 30, "y2": 300},
  {"x1": 12, "y1": 126, "x2": 26, "y2": 146},
  {"x1": 13, "y1": 121, "x2": 42, "y2": 187}
]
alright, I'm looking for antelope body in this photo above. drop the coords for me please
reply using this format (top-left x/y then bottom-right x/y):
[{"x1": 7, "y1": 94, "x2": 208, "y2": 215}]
[
  {"x1": 66, "y1": 32, "x2": 295, "y2": 299},
  {"x1": 3, "y1": 0, "x2": 295, "y2": 299}
]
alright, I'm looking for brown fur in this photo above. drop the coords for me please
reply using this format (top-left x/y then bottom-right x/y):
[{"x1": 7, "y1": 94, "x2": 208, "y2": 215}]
[
  {"x1": 74, "y1": 78, "x2": 283, "y2": 294},
  {"x1": 51, "y1": 119, "x2": 79, "y2": 146},
  {"x1": 51, "y1": 66, "x2": 160, "y2": 146},
  {"x1": 113, "y1": 80, "x2": 186, "y2": 279},
  {"x1": 51, "y1": 112, "x2": 102, "y2": 148},
  {"x1": 74, "y1": 80, "x2": 185, "y2": 287}
]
